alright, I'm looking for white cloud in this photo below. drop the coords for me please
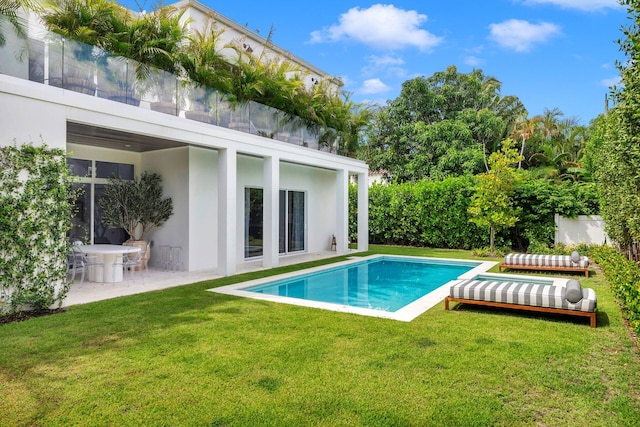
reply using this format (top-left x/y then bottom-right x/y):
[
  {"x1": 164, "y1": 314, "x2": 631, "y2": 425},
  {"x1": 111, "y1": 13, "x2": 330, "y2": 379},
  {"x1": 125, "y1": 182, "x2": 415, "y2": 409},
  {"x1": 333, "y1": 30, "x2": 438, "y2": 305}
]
[
  {"x1": 522, "y1": 0, "x2": 621, "y2": 12},
  {"x1": 359, "y1": 78, "x2": 391, "y2": 94},
  {"x1": 601, "y1": 76, "x2": 621, "y2": 87},
  {"x1": 488, "y1": 19, "x2": 561, "y2": 52},
  {"x1": 464, "y1": 56, "x2": 482, "y2": 66},
  {"x1": 309, "y1": 4, "x2": 443, "y2": 51},
  {"x1": 362, "y1": 54, "x2": 407, "y2": 77},
  {"x1": 367, "y1": 55, "x2": 405, "y2": 68}
]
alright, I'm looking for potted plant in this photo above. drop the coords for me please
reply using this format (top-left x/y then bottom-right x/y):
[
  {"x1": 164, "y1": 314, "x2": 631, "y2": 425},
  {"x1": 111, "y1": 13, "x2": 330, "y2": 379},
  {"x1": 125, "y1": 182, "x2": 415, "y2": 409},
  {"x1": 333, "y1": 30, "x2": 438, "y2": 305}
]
[{"x1": 98, "y1": 171, "x2": 173, "y2": 267}]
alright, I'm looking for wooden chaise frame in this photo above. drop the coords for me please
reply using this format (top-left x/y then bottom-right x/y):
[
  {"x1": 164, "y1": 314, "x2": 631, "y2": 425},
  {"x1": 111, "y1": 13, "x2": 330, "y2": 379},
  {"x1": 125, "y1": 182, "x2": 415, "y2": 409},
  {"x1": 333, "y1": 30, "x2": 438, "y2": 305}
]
[
  {"x1": 445, "y1": 296, "x2": 597, "y2": 328},
  {"x1": 498, "y1": 263, "x2": 589, "y2": 277}
]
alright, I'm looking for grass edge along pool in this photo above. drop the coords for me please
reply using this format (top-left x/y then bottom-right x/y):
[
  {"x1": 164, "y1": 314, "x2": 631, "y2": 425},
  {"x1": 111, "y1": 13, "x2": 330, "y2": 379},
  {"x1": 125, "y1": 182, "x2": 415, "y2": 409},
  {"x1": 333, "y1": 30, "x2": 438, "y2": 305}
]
[{"x1": 209, "y1": 255, "x2": 496, "y2": 322}]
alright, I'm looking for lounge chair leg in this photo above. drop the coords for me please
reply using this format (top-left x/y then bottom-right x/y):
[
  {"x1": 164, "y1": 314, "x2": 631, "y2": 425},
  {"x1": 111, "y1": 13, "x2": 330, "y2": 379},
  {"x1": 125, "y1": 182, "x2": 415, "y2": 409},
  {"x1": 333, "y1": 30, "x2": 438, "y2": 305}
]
[
  {"x1": 590, "y1": 313, "x2": 596, "y2": 328},
  {"x1": 444, "y1": 297, "x2": 450, "y2": 311}
]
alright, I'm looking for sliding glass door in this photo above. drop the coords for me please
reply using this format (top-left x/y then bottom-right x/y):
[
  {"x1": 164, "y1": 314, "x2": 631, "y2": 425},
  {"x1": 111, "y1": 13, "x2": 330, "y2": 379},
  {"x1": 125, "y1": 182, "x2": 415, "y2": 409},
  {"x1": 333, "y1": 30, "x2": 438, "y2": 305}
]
[
  {"x1": 245, "y1": 188, "x2": 305, "y2": 258},
  {"x1": 286, "y1": 190, "x2": 305, "y2": 253},
  {"x1": 244, "y1": 188, "x2": 264, "y2": 258}
]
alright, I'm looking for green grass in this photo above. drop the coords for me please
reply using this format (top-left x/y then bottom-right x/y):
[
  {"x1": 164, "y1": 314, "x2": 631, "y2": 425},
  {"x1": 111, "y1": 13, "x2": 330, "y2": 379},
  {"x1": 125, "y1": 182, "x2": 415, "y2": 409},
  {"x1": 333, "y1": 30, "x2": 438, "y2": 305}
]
[{"x1": 1, "y1": 245, "x2": 639, "y2": 426}]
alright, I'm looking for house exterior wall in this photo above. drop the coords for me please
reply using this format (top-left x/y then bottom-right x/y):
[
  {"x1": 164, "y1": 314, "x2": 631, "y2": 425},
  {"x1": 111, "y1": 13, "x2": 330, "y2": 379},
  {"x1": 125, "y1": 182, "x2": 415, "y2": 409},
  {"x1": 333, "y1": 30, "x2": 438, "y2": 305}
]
[
  {"x1": 1, "y1": 72, "x2": 368, "y2": 275},
  {"x1": 141, "y1": 147, "x2": 191, "y2": 269},
  {"x1": 235, "y1": 156, "x2": 338, "y2": 261},
  {"x1": 0, "y1": 82, "x2": 67, "y2": 148},
  {"x1": 1, "y1": 3, "x2": 368, "y2": 276},
  {"x1": 187, "y1": 146, "x2": 219, "y2": 270},
  {"x1": 174, "y1": 0, "x2": 339, "y2": 92},
  {"x1": 283, "y1": 164, "x2": 337, "y2": 253}
]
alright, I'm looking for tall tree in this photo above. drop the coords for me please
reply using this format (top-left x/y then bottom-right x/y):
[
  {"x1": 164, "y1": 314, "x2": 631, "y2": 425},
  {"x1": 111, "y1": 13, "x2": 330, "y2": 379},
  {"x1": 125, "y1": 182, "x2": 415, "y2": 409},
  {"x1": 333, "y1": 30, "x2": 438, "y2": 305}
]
[
  {"x1": 468, "y1": 138, "x2": 524, "y2": 256},
  {"x1": 362, "y1": 66, "x2": 524, "y2": 182}
]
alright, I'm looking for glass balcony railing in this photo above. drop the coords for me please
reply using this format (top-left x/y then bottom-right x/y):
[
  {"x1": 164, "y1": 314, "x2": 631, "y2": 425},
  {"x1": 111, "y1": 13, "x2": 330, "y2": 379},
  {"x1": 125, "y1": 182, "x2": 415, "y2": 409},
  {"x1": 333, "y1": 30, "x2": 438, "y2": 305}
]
[{"x1": 0, "y1": 27, "x2": 340, "y2": 153}]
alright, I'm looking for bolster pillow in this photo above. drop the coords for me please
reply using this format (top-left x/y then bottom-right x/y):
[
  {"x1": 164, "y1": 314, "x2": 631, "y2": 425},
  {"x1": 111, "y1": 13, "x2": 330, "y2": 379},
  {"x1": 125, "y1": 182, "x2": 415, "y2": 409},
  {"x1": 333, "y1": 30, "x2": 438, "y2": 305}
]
[
  {"x1": 565, "y1": 279, "x2": 583, "y2": 303},
  {"x1": 570, "y1": 251, "x2": 580, "y2": 263}
]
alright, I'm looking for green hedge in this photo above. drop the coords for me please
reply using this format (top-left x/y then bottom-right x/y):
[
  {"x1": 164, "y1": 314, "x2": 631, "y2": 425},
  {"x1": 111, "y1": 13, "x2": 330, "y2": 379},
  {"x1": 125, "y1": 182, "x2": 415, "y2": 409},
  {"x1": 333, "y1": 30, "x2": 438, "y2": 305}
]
[
  {"x1": 0, "y1": 143, "x2": 75, "y2": 312},
  {"x1": 349, "y1": 177, "x2": 597, "y2": 251},
  {"x1": 350, "y1": 176, "x2": 488, "y2": 249},
  {"x1": 590, "y1": 245, "x2": 640, "y2": 335}
]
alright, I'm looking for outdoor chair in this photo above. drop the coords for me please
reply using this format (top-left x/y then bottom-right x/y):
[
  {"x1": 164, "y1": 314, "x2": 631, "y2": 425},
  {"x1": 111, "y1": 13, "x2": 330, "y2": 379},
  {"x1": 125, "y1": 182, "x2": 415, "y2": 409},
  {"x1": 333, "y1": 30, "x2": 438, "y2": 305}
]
[
  {"x1": 68, "y1": 246, "x2": 104, "y2": 285},
  {"x1": 113, "y1": 250, "x2": 146, "y2": 284}
]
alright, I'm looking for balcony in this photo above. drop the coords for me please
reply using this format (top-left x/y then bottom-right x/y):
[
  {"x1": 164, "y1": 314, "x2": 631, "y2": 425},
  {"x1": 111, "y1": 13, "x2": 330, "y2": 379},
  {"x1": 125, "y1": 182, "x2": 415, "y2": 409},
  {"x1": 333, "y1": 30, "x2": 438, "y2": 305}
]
[{"x1": 0, "y1": 28, "x2": 339, "y2": 152}]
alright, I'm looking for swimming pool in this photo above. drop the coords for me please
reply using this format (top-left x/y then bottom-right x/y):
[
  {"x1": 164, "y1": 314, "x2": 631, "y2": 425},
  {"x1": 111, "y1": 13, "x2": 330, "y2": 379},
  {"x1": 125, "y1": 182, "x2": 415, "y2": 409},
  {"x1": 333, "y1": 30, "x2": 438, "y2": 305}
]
[{"x1": 210, "y1": 255, "x2": 496, "y2": 321}]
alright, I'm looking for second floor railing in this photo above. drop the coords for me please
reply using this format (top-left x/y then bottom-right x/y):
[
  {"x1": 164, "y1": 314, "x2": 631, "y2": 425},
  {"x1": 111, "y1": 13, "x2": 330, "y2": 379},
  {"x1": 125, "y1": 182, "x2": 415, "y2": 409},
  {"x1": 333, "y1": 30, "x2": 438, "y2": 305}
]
[{"x1": 0, "y1": 27, "x2": 340, "y2": 152}]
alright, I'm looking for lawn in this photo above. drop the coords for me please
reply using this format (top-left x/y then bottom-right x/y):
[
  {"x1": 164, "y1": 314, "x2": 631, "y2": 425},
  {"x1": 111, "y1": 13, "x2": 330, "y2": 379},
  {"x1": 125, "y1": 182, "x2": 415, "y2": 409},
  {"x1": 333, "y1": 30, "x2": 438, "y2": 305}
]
[{"x1": 1, "y1": 245, "x2": 639, "y2": 426}]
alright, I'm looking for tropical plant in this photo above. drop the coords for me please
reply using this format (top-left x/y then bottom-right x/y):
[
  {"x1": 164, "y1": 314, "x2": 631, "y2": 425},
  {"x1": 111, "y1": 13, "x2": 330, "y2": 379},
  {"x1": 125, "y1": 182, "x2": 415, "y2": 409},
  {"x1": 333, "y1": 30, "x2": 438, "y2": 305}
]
[
  {"x1": 468, "y1": 138, "x2": 524, "y2": 256},
  {"x1": 98, "y1": 171, "x2": 173, "y2": 242},
  {"x1": 37, "y1": 0, "x2": 370, "y2": 156},
  {"x1": 0, "y1": 0, "x2": 40, "y2": 46},
  {"x1": 178, "y1": 17, "x2": 232, "y2": 94},
  {"x1": 511, "y1": 113, "x2": 541, "y2": 168}
]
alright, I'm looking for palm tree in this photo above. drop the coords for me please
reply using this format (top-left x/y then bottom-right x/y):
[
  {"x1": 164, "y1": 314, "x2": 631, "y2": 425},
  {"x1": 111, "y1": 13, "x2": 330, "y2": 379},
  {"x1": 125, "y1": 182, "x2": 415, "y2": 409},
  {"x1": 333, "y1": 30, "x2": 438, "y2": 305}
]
[
  {"x1": 539, "y1": 107, "x2": 563, "y2": 140},
  {"x1": 0, "y1": 0, "x2": 40, "y2": 46},
  {"x1": 115, "y1": 4, "x2": 189, "y2": 79},
  {"x1": 178, "y1": 18, "x2": 232, "y2": 94},
  {"x1": 40, "y1": 0, "x2": 123, "y2": 49},
  {"x1": 511, "y1": 114, "x2": 541, "y2": 169}
]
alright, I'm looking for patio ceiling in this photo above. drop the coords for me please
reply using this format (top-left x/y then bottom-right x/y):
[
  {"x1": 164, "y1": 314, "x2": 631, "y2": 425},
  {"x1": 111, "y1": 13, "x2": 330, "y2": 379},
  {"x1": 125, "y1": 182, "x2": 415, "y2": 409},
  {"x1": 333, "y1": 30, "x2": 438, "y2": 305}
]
[{"x1": 67, "y1": 122, "x2": 187, "y2": 153}]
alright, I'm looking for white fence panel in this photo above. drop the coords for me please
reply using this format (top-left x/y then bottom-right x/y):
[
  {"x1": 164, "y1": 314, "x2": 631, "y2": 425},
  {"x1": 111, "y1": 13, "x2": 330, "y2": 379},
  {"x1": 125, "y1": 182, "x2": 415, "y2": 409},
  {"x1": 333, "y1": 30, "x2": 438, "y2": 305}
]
[{"x1": 554, "y1": 214, "x2": 611, "y2": 245}]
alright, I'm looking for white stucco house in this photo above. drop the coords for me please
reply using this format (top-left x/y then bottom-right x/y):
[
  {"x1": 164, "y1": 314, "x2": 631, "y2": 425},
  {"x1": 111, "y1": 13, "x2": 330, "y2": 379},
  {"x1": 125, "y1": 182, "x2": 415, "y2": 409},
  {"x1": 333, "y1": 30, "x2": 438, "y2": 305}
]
[{"x1": 0, "y1": 1, "x2": 369, "y2": 277}]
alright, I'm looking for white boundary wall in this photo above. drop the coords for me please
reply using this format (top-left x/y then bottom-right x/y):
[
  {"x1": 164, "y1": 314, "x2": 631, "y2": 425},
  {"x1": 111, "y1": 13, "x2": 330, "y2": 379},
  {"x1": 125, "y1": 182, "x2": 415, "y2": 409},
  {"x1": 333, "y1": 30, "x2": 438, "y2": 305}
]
[{"x1": 554, "y1": 214, "x2": 611, "y2": 246}]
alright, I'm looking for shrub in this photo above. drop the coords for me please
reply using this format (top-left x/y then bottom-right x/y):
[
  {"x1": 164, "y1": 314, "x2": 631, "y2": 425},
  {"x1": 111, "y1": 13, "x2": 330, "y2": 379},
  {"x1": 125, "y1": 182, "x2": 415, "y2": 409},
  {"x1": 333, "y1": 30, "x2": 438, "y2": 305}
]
[
  {"x1": 349, "y1": 177, "x2": 596, "y2": 252},
  {"x1": 0, "y1": 143, "x2": 75, "y2": 312},
  {"x1": 590, "y1": 245, "x2": 640, "y2": 336},
  {"x1": 350, "y1": 177, "x2": 489, "y2": 249}
]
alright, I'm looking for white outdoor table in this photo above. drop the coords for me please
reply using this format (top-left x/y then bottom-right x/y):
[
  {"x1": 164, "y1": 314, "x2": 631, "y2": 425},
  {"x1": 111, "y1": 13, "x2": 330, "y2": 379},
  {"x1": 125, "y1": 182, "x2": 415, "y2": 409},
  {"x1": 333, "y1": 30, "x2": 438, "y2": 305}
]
[{"x1": 77, "y1": 244, "x2": 142, "y2": 283}]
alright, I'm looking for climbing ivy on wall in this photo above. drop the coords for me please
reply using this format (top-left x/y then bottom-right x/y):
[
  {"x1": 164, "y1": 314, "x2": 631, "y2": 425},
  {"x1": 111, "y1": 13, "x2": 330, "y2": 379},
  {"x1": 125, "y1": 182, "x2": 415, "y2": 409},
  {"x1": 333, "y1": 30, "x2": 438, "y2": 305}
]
[{"x1": 0, "y1": 143, "x2": 75, "y2": 312}]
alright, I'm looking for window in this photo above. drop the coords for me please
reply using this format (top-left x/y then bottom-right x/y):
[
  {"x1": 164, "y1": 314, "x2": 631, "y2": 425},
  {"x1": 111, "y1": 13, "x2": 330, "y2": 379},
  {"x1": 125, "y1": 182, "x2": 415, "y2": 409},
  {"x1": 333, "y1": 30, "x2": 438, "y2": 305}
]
[
  {"x1": 67, "y1": 157, "x2": 134, "y2": 244},
  {"x1": 95, "y1": 161, "x2": 134, "y2": 179}
]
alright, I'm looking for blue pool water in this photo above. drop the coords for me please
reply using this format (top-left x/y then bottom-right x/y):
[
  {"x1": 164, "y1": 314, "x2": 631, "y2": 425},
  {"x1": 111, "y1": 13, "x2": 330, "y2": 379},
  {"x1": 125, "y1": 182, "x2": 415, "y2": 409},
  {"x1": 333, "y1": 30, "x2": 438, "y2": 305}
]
[{"x1": 246, "y1": 257, "x2": 480, "y2": 312}]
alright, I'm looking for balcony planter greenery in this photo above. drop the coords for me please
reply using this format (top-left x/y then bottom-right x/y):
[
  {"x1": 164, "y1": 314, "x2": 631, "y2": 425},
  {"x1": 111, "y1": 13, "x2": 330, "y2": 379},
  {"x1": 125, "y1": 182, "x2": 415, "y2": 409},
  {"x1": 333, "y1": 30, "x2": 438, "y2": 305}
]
[
  {"x1": 38, "y1": 0, "x2": 370, "y2": 156},
  {"x1": 98, "y1": 172, "x2": 173, "y2": 267}
]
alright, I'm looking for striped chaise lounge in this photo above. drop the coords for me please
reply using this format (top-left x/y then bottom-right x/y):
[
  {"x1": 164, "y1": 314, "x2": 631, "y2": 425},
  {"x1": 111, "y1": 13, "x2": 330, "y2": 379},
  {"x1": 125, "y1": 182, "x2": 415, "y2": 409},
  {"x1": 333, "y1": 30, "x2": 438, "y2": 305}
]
[
  {"x1": 445, "y1": 278, "x2": 597, "y2": 327},
  {"x1": 499, "y1": 253, "x2": 590, "y2": 277}
]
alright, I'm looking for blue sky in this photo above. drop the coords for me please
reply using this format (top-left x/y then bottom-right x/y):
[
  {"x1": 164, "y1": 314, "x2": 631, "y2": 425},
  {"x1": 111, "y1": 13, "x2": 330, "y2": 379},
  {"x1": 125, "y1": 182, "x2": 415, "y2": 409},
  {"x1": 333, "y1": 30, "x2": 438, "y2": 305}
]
[{"x1": 139, "y1": 0, "x2": 626, "y2": 124}]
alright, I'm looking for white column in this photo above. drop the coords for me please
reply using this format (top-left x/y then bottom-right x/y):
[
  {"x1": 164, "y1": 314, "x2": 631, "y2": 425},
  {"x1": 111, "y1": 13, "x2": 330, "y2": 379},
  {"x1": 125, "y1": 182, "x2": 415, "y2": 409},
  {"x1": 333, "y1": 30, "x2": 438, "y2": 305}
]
[
  {"x1": 218, "y1": 147, "x2": 237, "y2": 276},
  {"x1": 263, "y1": 155, "x2": 280, "y2": 269},
  {"x1": 335, "y1": 169, "x2": 349, "y2": 254},
  {"x1": 357, "y1": 172, "x2": 369, "y2": 252}
]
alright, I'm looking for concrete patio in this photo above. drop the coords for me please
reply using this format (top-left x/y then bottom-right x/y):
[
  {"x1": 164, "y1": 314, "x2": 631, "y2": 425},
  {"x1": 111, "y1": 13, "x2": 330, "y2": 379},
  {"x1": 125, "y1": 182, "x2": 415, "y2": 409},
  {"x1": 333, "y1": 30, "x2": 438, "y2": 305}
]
[{"x1": 63, "y1": 251, "x2": 349, "y2": 307}]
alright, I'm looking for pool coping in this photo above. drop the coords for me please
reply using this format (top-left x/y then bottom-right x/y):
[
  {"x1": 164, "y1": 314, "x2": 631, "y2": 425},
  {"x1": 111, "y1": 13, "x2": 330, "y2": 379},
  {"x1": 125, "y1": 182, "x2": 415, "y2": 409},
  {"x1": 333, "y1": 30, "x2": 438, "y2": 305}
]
[{"x1": 208, "y1": 254, "x2": 498, "y2": 322}]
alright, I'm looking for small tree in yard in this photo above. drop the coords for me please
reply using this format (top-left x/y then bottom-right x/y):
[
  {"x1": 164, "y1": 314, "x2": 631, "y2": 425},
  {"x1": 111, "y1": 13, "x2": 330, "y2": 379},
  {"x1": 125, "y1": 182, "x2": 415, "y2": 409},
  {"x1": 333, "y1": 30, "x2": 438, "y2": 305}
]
[
  {"x1": 98, "y1": 171, "x2": 173, "y2": 242},
  {"x1": 468, "y1": 138, "x2": 524, "y2": 256}
]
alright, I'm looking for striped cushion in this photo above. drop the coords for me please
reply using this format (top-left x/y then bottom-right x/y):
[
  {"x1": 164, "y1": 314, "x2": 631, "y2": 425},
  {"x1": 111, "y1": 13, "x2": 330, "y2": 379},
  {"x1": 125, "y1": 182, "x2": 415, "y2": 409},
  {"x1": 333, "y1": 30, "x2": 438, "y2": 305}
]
[
  {"x1": 450, "y1": 279, "x2": 597, "y2": 312},
  {"x1": 504, "y1": 253, "x2": 590, "y2": 269}
]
